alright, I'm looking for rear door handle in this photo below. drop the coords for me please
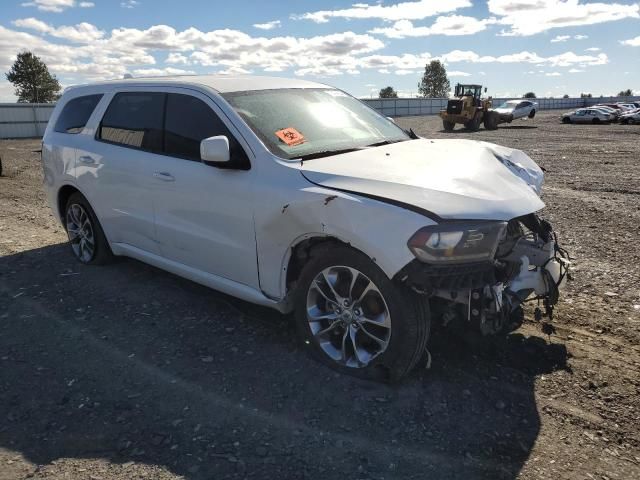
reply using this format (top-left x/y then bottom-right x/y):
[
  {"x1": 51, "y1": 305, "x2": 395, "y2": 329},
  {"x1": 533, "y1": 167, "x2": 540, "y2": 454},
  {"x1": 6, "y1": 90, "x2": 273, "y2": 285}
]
[
  {"x1": 78, "y1": 155, "x2": 96, "y2": 165},
  {"x1": 153, "y1": 171, "x2": 175, "y2": 182}
]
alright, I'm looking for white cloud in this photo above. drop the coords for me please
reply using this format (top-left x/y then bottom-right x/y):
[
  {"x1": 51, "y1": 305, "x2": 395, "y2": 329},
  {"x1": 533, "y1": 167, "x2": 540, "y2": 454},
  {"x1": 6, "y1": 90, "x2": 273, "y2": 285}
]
[
  {"x1": 551, "y1": 35, "x2": 570, "y2": 43},
  {"x1": 585, "y1": 47, "x2": 601, "y2": 52},
  {"x1": 294, "y1": 0, "x2": 472, "y2": 23},
  {"x1": 13, "y1": 17, "x2": 105, "y2": 42},
  {"x1": 395, "y1": 69, "x2": 415, "y2": 75},
  {"x1": 165, "y1": 52, "x2": 190, "y2": 65},
  {"x1": 369, "y1": 15, "x2": 495, "y2": 38},
  {"x1": 21, "y1": 0, "x2": 74, "y2": 12},
  {"x1": 621, "y1": 36, "x2": 640, "y2": 47},
  {"x1": 448, "y1": 71, "x2": 471, "y2": 77},
  {"x1": 488, "y1": 0, "x2": 640, "y2": 36},
  {"x1": 574, "y1": 34, "x2": 588, "y2": 40},
  {"x1": 568, "y1": 68, "x2": 584, "y2": 73},
  {"x1": 253, "y1": 20, "x2": 281, "y2": 30},
  {"x1": 121, "y1": 0, "x2": 139, "y2": 8},
  {"x1": 545, "y1": 72, "x2": 562, "y2": 76}
]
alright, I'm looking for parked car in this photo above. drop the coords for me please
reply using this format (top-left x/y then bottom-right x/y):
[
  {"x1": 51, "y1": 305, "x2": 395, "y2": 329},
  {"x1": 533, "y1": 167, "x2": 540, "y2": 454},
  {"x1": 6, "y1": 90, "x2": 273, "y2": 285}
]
[
  {"x1": 42, "y1": 75, "x2": 569, "y2": 381},
  {"x1": 620, "y1": 111, "x2": 640, "y2": 124},
  {"x1": 493, "y1": 99, "x2": 537, "y2": 120},
  {"x1": 590, "y1": 106, "x2": 620, "y2": 121},
  {"x1": 561, "y1": 108, "x2": 612, "y2": 124}
]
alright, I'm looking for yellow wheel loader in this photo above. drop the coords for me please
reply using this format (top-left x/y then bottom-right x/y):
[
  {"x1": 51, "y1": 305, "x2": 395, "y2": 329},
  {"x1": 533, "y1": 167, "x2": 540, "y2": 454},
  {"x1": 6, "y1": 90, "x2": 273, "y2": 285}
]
[{"x1": 439, "y1": 84, "x2": 500, "y2": 132}]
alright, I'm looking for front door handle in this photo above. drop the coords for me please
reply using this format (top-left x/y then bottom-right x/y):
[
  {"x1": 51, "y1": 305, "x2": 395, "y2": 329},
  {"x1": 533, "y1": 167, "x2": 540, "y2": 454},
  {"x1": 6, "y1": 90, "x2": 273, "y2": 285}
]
[
  {"x1": 78, "y1": 155, "x2": 96, "y2": 165},
  {"x1": 153, "y1": 171, "x2": 175, "y2": 182}
]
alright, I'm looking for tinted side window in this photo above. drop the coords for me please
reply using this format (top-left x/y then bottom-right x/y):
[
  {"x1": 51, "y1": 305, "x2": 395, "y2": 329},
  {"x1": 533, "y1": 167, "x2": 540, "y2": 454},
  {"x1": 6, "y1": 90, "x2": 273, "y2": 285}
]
[
  {"x1": 164, "y1": 93, "x2": 249, "y2": 167},
  {"x1": 99, "y1": 92, "x2": 165, "y2": 152},
  {"x1": 54, "y1": 94, "x2": 103, "y2": 134}
]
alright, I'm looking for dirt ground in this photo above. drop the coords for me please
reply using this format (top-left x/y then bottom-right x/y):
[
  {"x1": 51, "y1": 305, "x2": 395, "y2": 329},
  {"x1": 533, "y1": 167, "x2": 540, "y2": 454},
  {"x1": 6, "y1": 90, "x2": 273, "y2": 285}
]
[{"x1": 0, "y1": 110, "x2": 639, "y2": 480}]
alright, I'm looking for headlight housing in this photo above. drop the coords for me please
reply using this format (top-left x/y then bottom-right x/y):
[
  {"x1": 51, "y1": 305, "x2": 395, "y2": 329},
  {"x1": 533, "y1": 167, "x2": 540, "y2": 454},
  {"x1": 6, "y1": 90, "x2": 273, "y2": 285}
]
[{"x1": 408, "y1": 222, "x2": 507, "y2": 264}]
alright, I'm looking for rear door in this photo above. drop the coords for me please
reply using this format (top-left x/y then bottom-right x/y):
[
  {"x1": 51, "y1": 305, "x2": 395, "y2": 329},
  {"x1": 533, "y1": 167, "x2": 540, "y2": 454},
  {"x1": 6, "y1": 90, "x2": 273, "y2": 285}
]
[
  {"x1": 75, "y1": 89, "x2": 165, "y2": 254},
  {"x1": 150, "y1": 90, "x2": 259, "y2": 287}
]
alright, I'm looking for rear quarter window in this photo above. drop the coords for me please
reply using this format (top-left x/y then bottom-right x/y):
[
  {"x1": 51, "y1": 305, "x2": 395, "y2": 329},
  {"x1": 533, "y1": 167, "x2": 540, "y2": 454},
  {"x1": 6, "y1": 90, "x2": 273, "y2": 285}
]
[
  {"x1": 54, "y1": 94, "x2": 103, "y2": 134},
  {"x1": 98, "y1": 92, "x2": 165, "y2": 152}
]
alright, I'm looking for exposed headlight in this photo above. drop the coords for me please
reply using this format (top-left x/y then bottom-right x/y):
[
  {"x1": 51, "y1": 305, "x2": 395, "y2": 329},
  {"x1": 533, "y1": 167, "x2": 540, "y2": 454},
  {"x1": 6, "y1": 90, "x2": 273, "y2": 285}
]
[{"x1": 407, "y1": 222, "x2": 507, "y2": 264}]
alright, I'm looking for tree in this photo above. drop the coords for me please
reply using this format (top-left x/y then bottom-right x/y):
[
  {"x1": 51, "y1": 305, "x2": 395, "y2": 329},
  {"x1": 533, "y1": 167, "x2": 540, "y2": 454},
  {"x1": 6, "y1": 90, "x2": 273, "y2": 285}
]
[
  {"x1": 563, "y1": 94, "x2": 570, "y2": 98},
  {"x1": 418, "y1": 60, "x2": 450, "y2": 98},
  {"x1": 580, "y1": 93, "x2": 592, "y2": 98},
  {"x1": 617, "y1": 89, "x2": 633, "y2": 97},
  {"x1": 6, "y1": 51, "x2": 61, "y2": 103},
  {"x1": 523, "y1": 92, "x2": 536, "y2": 99},
  {"x1": 379, "y1": 86, "x2": 398, "y2": 98}
]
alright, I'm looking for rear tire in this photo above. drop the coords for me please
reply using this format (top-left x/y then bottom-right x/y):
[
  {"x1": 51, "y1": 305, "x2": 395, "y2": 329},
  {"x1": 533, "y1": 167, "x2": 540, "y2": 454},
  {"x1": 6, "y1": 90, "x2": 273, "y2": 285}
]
[
  {"x1": 562, "y1": 117, "x2": 571, "y2": 124},
  {"x1": 65, "y1": 192, "x2": 114, "y2": 265},
  {"x1": 592, "y1": 118, "x2": 600, "y2": 124},
  {"x1": 528, "y1": 109, "x2": 536, "y2": 119},
  {"x1": 294, "y1": 244, "x2": 430, "y2": 382},
  {"x1": 464, "y1": 111, "x2": 482, "y2": 131},
  {"x1": 442, "y1": 120, "x2": 455, "y2": 132},
  {"x1": 483, "y1": 111, "x2": 499, "y2": 130}
]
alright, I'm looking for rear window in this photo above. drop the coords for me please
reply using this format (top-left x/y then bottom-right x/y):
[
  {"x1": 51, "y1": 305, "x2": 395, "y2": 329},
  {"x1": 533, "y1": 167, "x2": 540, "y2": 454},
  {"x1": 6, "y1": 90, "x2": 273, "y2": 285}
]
[
  {"x1": 98, "y1": 92, "x2": 165, "y2": 152},
  {"x1": 54, "y1": 94, "x2": 102, "y2": 134}
]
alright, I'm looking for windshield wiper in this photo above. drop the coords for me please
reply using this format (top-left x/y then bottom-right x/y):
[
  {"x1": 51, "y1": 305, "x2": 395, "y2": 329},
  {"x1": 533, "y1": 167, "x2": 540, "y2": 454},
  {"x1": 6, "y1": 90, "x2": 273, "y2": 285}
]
[
  {"x1": 297, "y1": 147, "x2": 364, "y2": 161},
  {"x1": 364, "y1": 138, "x2": 408, "y2": 148}
]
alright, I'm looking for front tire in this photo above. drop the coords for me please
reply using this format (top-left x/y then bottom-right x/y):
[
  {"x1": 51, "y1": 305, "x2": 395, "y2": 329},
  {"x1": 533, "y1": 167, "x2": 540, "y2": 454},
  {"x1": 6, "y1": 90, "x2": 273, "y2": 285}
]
[
  {"x1": 464, "y1": 111, "x2": 482, "y2": 131},
  {"x1": 528, "y1": 109, "x2": 536, "y2": 119},
  {"x1": 294, "y1": 245, "x2": 430, "y2": 382},
  {"x1": 562, "y1": 117, "x2": 571, "y2": 124},
  {"x1": 65, "y1": 192, "x2": 114, "y2": 265},
  {"x1": 592, "y1": 118, "x2": 600, "y2": 124},
  {"x1": 442, "y1": 119, "x2": 455, "y2": 131}
]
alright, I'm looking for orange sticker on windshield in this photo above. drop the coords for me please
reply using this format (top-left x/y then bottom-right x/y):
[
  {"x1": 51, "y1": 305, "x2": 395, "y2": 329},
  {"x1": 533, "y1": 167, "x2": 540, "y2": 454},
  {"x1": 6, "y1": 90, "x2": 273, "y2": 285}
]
[{"x1": 275, "y1": 127, "x2": 305, "y2": 146}]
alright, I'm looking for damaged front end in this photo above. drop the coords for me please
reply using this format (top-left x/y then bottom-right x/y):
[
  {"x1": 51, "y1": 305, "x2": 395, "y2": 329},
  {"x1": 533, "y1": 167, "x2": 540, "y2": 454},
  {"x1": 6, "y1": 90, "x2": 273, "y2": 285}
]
[{"x1": 396, "y1": 213, "x2": 570, "y2": 335}]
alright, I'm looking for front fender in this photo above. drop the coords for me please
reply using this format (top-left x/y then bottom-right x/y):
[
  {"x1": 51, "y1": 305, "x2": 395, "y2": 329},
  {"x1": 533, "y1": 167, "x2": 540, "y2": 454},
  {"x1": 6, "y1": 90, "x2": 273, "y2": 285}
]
[{"x1": 255, "y1": 184, "x2": 434, "y2": 300}]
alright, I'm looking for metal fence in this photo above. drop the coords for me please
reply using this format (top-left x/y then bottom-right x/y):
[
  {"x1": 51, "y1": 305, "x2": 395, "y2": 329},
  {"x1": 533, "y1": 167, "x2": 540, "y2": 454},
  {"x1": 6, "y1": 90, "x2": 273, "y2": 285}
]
[
  {"x1": 1, "y1": 96, "x2": 639, "y2": 138},
  {"x1": 362, "y1": 96, "x2": 640, "y2": 117},
  {"x1": 0, "y1": 103, "x2": 55, "y2": 139}
]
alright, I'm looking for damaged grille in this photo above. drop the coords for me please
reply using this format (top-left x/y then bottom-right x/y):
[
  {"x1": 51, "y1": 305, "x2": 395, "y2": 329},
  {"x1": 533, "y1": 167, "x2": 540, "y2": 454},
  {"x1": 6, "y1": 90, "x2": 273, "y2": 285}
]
[{"x1": 396, "y1": 260, "x2": 496, "y2": 293}]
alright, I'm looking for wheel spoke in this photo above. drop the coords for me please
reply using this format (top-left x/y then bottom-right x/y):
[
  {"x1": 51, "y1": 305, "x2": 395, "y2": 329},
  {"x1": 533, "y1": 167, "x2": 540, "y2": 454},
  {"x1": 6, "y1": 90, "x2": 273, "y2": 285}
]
[
  {"x1": 311, "y1": 279, "x2": 339, "y2": 307},
  {"x1": 340, "y1": 327, "x2": 350, "y2": 362},
  {"x1": 360, "y1": 311, "x2": 391, "y2": 329},
  {"x1": 359, "y1": 323, "x2": 389, "y2": 348},
  {"x1": 315, "y1": 321, "x2": 341, "y2": 338},
  {"x1": 355, "y1": 280, "x2": 375, "y2": 305},
  {"x1": 347, "y1": 267, "x2": 361, "y2": 299},
  {"x1": 322, "y1": 270, "x2": 343, "y2": 304},
  {"x1": 307, "y1": 306, "x2": 338, "y2": 323},
  {"x1": 349, "y1": 326, "x2": 366, "y2": 366}
]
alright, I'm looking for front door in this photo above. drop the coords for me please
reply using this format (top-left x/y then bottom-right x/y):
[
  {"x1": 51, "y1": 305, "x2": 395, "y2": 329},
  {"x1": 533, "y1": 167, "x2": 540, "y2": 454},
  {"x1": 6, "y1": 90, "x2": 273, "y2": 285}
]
[{"x1": 150, "y1": 91, "x2": 259, "y2": 288}]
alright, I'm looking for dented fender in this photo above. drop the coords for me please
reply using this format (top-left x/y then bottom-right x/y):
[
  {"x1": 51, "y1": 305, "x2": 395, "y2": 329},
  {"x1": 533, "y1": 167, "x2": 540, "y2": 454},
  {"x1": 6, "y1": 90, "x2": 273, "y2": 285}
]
[{"x1": 253, "y1": 176, "x2": 434, "y2": 300}]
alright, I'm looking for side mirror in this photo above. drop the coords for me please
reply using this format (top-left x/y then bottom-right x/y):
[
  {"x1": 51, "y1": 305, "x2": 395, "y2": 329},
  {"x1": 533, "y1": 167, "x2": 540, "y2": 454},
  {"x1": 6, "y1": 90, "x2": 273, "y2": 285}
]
[
  {"x1": 484, "y1": 87, "x2": 487, "y2": 93},
  {"x1": 200, "y1": 135, "x2": 230, "y2": 165}
]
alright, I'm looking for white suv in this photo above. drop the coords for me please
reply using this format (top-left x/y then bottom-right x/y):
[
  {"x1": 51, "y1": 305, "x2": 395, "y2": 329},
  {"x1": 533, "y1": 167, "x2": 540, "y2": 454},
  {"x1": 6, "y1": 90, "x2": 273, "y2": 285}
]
[{"x1": 42, "y1": 75, "x2": 569, "y2": 381}]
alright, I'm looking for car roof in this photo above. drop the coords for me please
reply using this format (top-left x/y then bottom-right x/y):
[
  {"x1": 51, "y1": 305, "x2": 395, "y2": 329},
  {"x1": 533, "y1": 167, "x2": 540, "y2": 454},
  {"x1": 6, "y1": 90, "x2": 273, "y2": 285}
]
[{"x1": 65, "y1": 74, "x2": 330, "y2": 94}]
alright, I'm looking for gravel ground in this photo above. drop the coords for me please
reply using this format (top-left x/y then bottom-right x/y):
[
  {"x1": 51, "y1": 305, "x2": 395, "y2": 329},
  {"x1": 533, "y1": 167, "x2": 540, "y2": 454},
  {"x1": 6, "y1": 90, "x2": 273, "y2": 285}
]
[{"x1": 1, "y1": 110, "x2": 639, "y2": 480}]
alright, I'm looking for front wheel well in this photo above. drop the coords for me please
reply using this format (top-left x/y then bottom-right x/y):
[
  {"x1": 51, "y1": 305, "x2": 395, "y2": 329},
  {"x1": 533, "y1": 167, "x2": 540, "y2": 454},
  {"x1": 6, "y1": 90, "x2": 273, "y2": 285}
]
[
  {"x1": 57, "y1": 185, "x2": 81, "y2": 227},
  {"x1": 285, "y1": 236, "x2": 373, "y2": 294}
]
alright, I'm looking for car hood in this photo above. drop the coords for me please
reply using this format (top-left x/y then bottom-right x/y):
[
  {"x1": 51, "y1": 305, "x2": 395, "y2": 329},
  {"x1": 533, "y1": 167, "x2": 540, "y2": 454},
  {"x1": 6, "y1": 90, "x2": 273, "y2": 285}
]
[
  {"x1": 298, "y1": 138, "x2": 545, "y2": 221},
  {"x1": 493, "y1": 107, "x2": 515, "y2": 114}
]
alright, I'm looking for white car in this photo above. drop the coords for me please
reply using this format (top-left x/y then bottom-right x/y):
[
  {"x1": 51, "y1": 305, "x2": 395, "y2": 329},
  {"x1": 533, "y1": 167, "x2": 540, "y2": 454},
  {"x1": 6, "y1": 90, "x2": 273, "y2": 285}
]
[
  {"x1": 561, "y1": 108, "x2": 612, "y2": 124},
  {"x1": 493, "y1": 100, "x2": 537, "y2": 121},
  {"x1": 620, "y1": 110, "x2": 640, "y2": 124},
  {"x1": 42, "y1": 75, "x2": 568, "y2": 381}
]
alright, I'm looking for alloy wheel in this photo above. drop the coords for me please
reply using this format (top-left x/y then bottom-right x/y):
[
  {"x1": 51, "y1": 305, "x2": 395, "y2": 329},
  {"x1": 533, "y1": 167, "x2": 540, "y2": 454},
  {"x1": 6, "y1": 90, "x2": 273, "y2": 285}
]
[
  {"x1": 306, "y1": 266, "x2": 391, "y2": 368},
  {"x1": 66, "y1": 203, "x2": 95, "y2": 263}
]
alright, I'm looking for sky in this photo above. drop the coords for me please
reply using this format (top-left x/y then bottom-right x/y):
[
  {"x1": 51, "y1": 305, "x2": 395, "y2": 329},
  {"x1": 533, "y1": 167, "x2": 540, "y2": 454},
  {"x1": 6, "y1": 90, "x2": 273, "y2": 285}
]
[{"x1": 0, "y1": 0, "x2": 639, "y2": 101}]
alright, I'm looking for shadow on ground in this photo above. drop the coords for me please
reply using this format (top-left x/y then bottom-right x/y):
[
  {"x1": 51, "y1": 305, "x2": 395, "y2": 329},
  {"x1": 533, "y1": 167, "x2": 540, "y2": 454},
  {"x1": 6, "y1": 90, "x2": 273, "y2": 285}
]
[{"x1": 0, "y1": 244, "x2": 569, "y2": 479}]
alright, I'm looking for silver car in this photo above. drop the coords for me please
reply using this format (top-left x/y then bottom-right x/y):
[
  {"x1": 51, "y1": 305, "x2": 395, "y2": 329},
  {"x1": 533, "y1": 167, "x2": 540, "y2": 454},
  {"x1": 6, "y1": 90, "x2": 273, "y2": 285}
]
[{"x1": 561, "y1": 108, "x2": 612, "y2": 124}]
